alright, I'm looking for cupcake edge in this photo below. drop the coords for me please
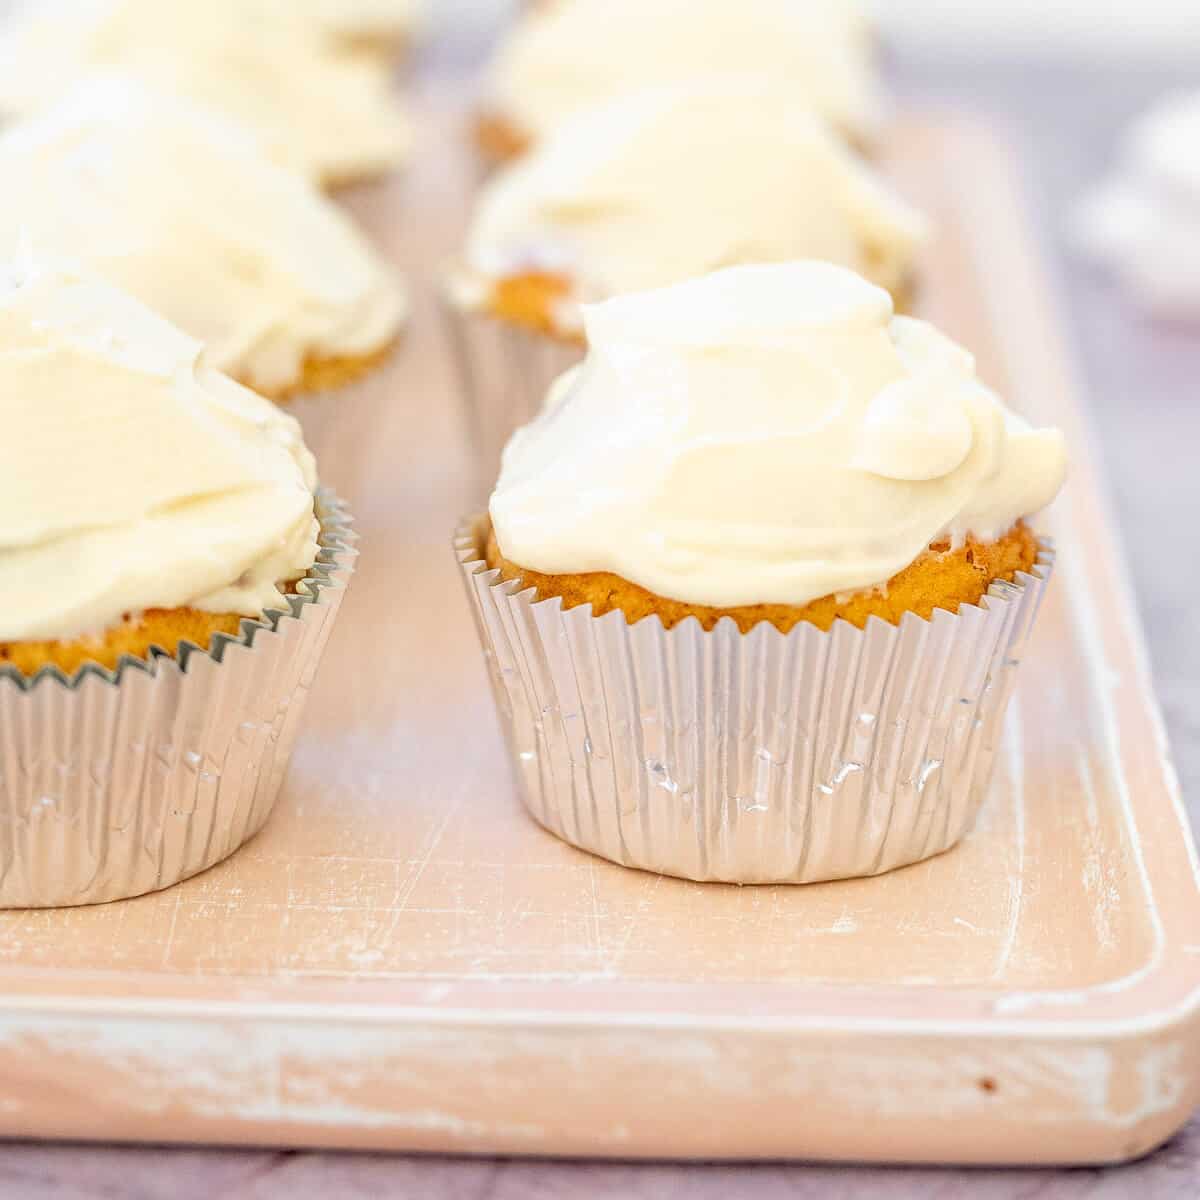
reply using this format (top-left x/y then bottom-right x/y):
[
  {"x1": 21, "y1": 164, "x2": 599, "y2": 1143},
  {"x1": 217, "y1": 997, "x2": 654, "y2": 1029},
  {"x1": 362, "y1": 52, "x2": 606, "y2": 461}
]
[
  {"x1": 455, "y1": 513, "x2": 1054, "y2": 884},
  {"x1": 439, "y1": 280, "x2": 586, "y2": 487},
  {"x1": 0, "y1": 489, "x2": 355, "y2": 907},
  {"x1": 484, "y1": 521, "x2": 1042, "y2": 634},
  {"x1": 244, "y1": 334, "x2": 404, "y2": 404}
]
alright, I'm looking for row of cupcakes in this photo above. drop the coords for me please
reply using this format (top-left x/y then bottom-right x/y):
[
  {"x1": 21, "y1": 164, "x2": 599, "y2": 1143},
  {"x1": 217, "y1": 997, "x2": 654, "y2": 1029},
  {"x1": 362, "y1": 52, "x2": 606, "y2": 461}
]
[
  {"x1": 0, "y1": 0, "x2": 414, "y2": 401},
  {"x1": 447, "y1": 3, "x2": 1069, "y2": 883},
  {"x1": 445, "y1": 0, "x2": 927, "y2": 476},
  {"x1": 456, "y1": 263, "x2": 1066, "y2": 884},
  {"x1": 0, "y1": 0, "x2": 420, "y2": 185},
  {"x1": 0, "y1": 0, "x2": 423, "y2": 906},
  {"x1": 0, "y1": 2, "x2": 1070, "y2": 908}
]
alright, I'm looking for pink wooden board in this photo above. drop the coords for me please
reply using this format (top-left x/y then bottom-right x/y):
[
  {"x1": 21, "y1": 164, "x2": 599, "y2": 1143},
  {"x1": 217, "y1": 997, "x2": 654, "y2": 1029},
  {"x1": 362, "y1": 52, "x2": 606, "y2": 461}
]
[{"x1": 0, "y1": 101, "x2": 1195, "y2": 1164}]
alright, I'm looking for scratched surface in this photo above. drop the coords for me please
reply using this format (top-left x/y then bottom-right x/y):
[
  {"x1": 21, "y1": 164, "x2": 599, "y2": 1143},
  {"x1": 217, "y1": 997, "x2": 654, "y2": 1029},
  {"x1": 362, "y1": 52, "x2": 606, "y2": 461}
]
[{"x1": 0, "y1": 108, "x2": 1164, "y2": 1002}]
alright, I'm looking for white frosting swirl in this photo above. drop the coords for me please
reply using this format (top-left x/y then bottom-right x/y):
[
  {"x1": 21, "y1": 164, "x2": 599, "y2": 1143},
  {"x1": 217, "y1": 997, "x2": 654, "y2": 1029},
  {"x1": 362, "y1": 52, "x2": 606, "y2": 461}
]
[
  {"x1": 0, "y1": 0, "x2": 411, "y2": 184},
  {"x1": 486, "y1": 0, "x2": 883, "y2": 149},
  {"x1": 491, "y1": 263, "x2": 1066, "y2": 609},
  {"x1": 0, "y1": 258, "x2": 320, "y2": 643},
  {"x1": 0, "y1": 77, "x2": 407, "y2": 395},
  {"x1": 465, "y1": 78, "x2": 926, "y2": 315},
  {"x1": 1076, "y1": 90, "x2": 1200, "y2": 315}
]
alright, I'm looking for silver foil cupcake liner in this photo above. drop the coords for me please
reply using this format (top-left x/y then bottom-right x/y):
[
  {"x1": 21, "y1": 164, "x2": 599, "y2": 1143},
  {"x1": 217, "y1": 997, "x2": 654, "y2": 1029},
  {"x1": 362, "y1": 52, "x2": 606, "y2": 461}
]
[
  {"x1": 288, "y1": 368, "x2": 387, "y2": 498},
  {"x1": 0, "y1": 489, "x2": 356, "y2": 908},
  {"x1": 282, "y1": 332, "x2": 405, "y2": 495},
  {"x1": 439, "y1": 287, "x2": 585, "y2": 492},
  {"x1": 456, "y1": 517, "x2": 1054, "y2": 884}
]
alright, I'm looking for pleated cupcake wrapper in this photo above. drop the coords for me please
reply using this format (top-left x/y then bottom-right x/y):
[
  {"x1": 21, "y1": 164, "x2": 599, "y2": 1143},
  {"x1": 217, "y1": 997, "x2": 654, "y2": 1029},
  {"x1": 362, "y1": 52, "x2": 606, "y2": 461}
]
[
  {"x1": 456, "y1": 517, "x2": 1055, "y2": 884},
  {"x1": 439, "y1": 286, "x2": 585, "y2": 493},
  {"x1": 285, "y1": 342, "x2": 402, "y2": 488},
  {"x1": 0, "y1": 490, "x2": 356, "y2": 909},
  {"x1": 287, "y1": 391, "x2": 338, "y2": 474}
]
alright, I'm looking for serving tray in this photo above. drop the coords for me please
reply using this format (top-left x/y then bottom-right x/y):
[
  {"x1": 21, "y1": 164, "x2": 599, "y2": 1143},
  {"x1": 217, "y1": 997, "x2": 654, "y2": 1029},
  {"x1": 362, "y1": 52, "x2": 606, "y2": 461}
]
[{"x1": 0, "y1": 99, "x2": 1195, "y2": 1165}]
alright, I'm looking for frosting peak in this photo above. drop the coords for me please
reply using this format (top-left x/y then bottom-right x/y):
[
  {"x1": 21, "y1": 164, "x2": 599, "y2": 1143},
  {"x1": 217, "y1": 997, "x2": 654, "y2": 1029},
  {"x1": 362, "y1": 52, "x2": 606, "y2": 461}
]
[
  {"x1": 491, "y1": 263, "x2": 1066, "y2": 609},
  {"x1": 0, "y1": 0, "x2": 411, "y2": 183},
  {"x1": 466, "y1": 79, "x2": 925, "y2": 314},
  {"x1": 0, "y1": 76, "x2": 406, "y2": 394},
  {"x1": 0, "y1": 258, "x2": 319, "y2": 642},
  {"x1": 487, "y1": 0, "x2": 884, "y2": 149}
]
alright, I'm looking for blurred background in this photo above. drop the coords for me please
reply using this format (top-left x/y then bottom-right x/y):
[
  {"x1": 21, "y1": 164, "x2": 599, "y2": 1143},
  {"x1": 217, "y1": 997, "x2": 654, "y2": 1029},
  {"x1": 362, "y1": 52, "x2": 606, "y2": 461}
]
[
  {"x1": 869, "y1": 0, "x2": 1197, "y2": 55},
  {"x1": 431, "y1": 0, "x2": 1200, "y2": 55}
]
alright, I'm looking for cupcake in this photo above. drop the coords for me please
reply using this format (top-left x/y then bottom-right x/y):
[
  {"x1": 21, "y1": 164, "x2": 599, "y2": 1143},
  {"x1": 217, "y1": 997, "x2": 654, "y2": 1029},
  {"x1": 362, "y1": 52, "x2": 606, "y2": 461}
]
[
  {"x1": 457, "y1": 262, "x2": 1066, "y2": 885},
  {"x1": 478, "y1": 0, "x2": 882, "y2": 164},
  {"x1": 0, "y1": 0, "x2": 411, "y2": 187},
  {"x1": 446, "y1": 78, "x2": 926, "y2": 478},
  {"x1": 0, "y1": 257, "x2": 354, "y2": 907},
  {"x1": 0, "y1": 76, "x2": 406, "y2": 403}
]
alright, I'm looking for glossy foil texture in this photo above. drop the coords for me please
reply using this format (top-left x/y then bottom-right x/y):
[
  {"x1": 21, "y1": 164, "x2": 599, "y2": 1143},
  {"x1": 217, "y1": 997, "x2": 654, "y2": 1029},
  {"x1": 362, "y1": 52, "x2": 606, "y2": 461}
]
[
  {"x1": 457, "y1": 517, "x2": 1053, "y2": 884},
  {"x1": 440, "y1": 287, "x2": 584, "y2": 489},
  {"x1": 0, "y1": 490, "x2": 355, "y2": 908}
]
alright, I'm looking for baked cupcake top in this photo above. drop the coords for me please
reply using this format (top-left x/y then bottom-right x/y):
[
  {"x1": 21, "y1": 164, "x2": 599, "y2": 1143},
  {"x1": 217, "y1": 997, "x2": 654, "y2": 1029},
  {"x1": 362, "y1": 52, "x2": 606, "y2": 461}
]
[
  {"x1": 0, "y1": 77, "x2": 407, "y2": 396},
  {"x1": 484, "y1": 0, "x2": 882, "y2": 152},
  {"x1": 0, "y1": 257, "x2": 320, "y2": 643},
  {"x1": 0, "y1": 0, "x2": 411, "y2": 184},
  {"x1": 491, "y1": 263, "x2": 1067, "y2": 609},
  {"x1": 462, "y1": 79, "x2": 926, "y2": 326}
]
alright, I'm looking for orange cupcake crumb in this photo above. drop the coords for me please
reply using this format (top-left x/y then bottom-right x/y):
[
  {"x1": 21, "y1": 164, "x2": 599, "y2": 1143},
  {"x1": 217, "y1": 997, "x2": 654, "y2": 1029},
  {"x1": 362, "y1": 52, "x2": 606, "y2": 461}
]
[
  {"x1": 485, "y1": 272, "x2": 582, "y2": 342},
  {"x1": 243, "y1": 336, "x2": 400, "y2": 403},
  {"x1": 475, "y1": 111, "x2": 533, "y2": 164},
  {"x1": 484, "y1": 522, "x2": 1040, "y2": 634},
  {"x1": 482, "y1": 270, "x2": 910, "y2": 342},
  {"x1": 1, "y1": 608, "x2": 250, "y2": 678}
]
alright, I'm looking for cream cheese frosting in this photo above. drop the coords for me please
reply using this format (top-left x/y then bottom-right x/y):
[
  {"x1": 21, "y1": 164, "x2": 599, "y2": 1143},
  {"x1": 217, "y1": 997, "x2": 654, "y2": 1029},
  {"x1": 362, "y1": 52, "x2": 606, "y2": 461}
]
[
  {"x1": 0, "y1": 257, "x2": 320, "y2": 643},
  {"x1": 485, "y1": 0, "x2": 883, "y2": 150},
  {"x1": 464, "y1": 79, "x2": 926, "y2": 318},
  {"x1": 0, "y1": 77, "x2": 407, "y2": 395},
  {"x1": 491, "y1": 263, "x2": 1066, "y2": 609},
  {"x1": 1075, "y1": 90, "x2": 1200, "y2": 315},
  {"x1": 0, "y1": 0, "x2": 411, "y2": 184}
]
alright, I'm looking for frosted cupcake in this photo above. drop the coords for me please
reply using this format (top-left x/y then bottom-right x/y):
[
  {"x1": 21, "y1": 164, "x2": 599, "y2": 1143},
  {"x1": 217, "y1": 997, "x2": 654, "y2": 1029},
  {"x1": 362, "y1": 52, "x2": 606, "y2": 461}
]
[
  {"x1": 478, "y1": 0, "x2": 882, "y2": 163},
  {"x1": 0, "y1": 77, "x2": 406, "y2": 402},
  {"x1": 458, "y1": 263, "x2": 1065, "y2": 884},
  {"x1": 0, "y1": 257, "x2": 354, "y2": 907},
  {"x1": 446, "y1": 78, "x2": 926, "y2": 476},
  {"x1": 0, "y1": 0, "x2": 411, "y2": 187}
]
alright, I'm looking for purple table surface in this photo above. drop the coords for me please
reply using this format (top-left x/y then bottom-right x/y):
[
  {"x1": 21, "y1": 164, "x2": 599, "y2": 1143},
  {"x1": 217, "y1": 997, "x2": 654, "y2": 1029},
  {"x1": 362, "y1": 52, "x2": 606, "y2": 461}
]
[{"x1": 4, "y1": 44, "x2": 1200, "y2": 1200}]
